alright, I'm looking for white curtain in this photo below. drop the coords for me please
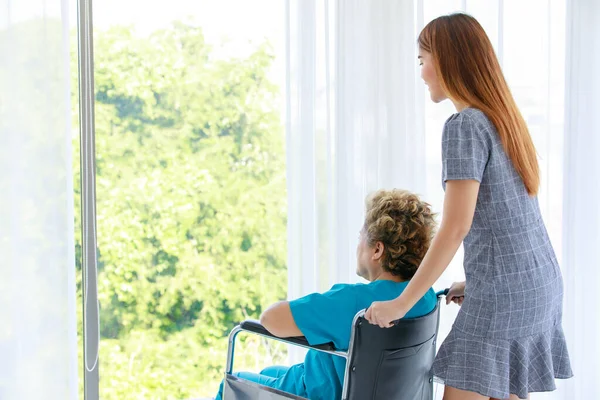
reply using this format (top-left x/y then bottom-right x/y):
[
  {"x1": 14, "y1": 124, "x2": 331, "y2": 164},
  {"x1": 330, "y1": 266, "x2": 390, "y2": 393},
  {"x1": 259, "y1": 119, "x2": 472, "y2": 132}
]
[
  {"x1": 285, "y1": 0, "x2": 424, "y2": 300},
  {"x1": 559, "y1": 0, "x2": 600, "y2": 398},
  {"x1": 0, "y1": 1, "x2": 78, "y2": 399},
  {"x1": 285, "y1": 0, "x2": 584, "y2": 396}
]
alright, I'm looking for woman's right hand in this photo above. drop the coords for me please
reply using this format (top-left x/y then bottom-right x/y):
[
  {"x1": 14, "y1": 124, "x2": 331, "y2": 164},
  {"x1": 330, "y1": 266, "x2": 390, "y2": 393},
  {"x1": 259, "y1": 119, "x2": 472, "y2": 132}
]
[{"x1": 446, "y1": 281, "x2": 465, "y2": 306}]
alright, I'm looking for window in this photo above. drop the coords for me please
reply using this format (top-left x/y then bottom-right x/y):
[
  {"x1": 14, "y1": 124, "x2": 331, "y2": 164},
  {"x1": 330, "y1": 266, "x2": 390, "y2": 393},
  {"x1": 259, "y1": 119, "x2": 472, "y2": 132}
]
[{"x1": 72, "y1": 1, "x2": 287, "y2": 397}]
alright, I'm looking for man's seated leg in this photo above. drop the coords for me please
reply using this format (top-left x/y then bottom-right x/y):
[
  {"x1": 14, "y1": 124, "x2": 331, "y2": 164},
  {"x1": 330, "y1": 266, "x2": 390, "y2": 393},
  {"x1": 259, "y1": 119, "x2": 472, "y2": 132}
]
[
  {"x1": 215, "y1": 370, "x2": 278, "y2": 400},
  {"x1": 259, "y1": 365, "x2": 290, "y2": 379},
  {"x1": 215, "y1": 364, "x2": 303, "y2": 400}
]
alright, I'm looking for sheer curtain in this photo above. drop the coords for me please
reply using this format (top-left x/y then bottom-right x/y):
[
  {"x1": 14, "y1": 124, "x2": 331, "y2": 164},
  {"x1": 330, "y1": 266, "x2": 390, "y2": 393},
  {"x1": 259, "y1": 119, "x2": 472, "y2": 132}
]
[
  {"x1": 287, "y1": 0, "x2": 567, "y2": 307},
  {"x1": 285, "y1": 0, "x2": 582, "y2": 395},
  {"x1": 285, "y1": 0, "x2": 424, "y2": 301},
  {"x1": 559, "y1": 0, "x2": 600, "y2": 398},
  {"x1": 0, "y1": 1, "x2": 78, "y2": 399}
]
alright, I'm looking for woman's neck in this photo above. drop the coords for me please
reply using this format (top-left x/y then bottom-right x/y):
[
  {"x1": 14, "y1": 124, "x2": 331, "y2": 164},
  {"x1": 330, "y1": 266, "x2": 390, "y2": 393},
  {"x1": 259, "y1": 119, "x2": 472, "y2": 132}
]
[{"x1": 451, "y1": 99, "x2": 470, "y2": 112}]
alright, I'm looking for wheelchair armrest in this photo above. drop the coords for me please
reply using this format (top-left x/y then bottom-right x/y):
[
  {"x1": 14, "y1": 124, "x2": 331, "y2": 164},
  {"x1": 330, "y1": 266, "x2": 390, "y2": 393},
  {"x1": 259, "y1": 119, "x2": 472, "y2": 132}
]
[{"x1": 239, "y1": 320, "x2": 337, "y2": 351}]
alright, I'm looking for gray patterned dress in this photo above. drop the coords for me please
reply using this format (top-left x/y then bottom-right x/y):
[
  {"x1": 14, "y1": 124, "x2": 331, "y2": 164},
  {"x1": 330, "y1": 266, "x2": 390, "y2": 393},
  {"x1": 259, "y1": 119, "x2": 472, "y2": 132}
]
[{"x1": 431, "y1": 108, "x2": 573, "y2": 399}]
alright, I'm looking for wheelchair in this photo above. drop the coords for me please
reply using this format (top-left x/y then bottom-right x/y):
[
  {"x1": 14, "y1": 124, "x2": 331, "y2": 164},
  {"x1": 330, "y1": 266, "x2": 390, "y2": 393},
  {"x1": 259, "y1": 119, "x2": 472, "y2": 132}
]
[{"x1": 222, "y1": 290, "x2": 447, "y2": 400}]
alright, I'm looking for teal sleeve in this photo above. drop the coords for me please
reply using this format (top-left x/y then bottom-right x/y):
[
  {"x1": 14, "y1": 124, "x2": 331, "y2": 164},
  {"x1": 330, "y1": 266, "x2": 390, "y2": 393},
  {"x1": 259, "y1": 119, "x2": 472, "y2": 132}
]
[{"x1": 288, "y1": 284, "x2": 357, "y2": 349}]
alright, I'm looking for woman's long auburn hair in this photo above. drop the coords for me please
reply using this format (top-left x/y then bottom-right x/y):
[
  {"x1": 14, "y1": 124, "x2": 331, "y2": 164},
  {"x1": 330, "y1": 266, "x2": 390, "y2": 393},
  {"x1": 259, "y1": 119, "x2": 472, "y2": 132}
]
[{"x1": 419, "y1": 13, "x2": 540, "y2": 196}]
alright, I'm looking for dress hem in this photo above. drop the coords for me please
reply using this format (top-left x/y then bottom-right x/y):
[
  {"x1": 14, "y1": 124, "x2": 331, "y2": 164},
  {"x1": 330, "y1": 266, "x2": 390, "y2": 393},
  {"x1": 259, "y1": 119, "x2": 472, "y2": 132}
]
[{"x1": 432, "y1": 375, "x2": 573, "y2": 399}]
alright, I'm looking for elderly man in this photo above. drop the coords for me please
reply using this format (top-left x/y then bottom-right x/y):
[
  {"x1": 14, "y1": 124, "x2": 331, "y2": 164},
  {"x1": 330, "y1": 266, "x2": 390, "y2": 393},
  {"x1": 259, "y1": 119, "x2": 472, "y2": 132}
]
[{"x1": 216, "y1": 189, "x2": 438, "y2": 400}]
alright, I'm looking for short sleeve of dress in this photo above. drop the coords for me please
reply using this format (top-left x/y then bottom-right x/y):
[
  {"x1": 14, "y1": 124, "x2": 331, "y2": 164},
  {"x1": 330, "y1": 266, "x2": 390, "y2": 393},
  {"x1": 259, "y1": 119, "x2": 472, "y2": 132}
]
[{"x1": 442, "y1": 113, "x2": 490, "y2": 184}]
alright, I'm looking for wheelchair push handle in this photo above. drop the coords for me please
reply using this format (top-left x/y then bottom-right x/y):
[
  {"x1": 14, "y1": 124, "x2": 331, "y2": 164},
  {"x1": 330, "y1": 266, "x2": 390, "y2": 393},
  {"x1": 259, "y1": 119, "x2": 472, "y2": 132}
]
[{"x1": 437, "y1": 287, "x2": 465, "y2": 305}]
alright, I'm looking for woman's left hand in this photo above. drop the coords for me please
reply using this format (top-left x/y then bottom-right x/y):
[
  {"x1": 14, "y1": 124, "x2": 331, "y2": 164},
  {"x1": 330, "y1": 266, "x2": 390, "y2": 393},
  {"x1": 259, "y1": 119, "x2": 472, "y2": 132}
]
[{"x1": 365, "y1": 299, "x2": 407, "y2": 328}]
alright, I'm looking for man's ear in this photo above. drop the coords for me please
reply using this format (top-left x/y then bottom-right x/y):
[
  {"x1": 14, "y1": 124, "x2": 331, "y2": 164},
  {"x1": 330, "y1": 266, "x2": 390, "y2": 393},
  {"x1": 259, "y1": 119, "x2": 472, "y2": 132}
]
[{"x1": 372, "y1": 241, "x2": 385, "y2": 261}]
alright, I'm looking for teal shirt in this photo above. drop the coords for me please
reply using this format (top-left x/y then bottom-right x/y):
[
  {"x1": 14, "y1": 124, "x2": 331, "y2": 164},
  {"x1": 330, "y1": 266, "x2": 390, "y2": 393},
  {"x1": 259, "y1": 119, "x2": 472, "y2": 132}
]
[{"x1": 286, "y1": 280, "x2": 437, "y2": 400}]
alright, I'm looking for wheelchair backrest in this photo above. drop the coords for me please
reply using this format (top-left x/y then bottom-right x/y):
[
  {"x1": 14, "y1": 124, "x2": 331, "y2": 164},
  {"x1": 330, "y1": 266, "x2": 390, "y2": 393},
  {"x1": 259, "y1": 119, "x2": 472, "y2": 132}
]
[{"x1": 344, "y1": 301, "x2": 440, "y2": 400}]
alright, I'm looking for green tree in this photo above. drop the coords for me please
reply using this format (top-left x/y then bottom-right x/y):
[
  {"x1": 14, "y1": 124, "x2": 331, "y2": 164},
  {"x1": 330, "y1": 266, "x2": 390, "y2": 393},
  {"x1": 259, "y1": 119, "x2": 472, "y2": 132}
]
[{"x1": 72, "y1": 22, "x2": 288, "y2": 399}]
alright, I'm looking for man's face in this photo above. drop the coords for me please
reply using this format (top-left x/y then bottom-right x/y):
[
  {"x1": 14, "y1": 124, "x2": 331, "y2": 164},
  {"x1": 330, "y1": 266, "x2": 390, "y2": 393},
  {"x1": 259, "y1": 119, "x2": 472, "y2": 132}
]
[{"x1": 356, "y1": 228, "x2": 374, "y2": 281}]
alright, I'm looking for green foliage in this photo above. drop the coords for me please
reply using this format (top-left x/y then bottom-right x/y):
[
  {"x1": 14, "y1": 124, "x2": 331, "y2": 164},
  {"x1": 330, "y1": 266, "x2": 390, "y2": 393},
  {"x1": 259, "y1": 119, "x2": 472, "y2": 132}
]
[{"x1": 72, "y1": 22, "x2": 288, "y2": 399}]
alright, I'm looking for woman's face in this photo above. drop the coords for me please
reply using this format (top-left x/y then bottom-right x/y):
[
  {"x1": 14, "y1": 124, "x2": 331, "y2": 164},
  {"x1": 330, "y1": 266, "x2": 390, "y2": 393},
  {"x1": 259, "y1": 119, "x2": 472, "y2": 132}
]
[{"x1": 418, "y1": 50, "x2": 446, "y2": 103}]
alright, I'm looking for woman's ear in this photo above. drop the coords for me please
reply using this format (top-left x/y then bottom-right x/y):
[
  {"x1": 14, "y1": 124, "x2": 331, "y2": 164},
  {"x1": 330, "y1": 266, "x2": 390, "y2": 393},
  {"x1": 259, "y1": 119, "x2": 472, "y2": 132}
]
[{"x1": 372, "y1": 241, "x2": 385, "y2": 261}]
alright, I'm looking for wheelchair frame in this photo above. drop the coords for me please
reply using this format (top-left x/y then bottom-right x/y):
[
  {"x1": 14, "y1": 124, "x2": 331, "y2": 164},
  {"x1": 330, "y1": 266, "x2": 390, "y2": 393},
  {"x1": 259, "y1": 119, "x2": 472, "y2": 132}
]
[{"x1": 223, "y1": 290, "x2": 448, "y2": 400}]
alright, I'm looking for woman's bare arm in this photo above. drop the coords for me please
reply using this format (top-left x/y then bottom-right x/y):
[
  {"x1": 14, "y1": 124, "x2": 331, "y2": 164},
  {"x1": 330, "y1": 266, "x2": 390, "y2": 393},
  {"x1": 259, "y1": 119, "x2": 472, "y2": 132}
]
[
  {"x1": 365, "y1": 180, "x2": 481, "y2": 326},
  {"x1": 395, "y1": 180, "x2": 480, "y2": 311}
]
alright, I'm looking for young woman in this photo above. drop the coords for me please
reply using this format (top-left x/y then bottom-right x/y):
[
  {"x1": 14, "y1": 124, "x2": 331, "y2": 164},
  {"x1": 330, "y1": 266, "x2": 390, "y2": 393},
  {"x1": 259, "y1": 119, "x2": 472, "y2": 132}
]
[{"x1": 365, "y1": 13, "x2": 573, "y2": 400}]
